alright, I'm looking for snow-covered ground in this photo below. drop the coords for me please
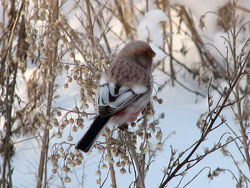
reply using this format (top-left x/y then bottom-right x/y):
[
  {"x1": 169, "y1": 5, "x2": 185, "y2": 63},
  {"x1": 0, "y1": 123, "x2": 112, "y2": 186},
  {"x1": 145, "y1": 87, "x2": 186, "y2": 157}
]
[
  {"x1": 12, "y1": 73, "x2": 241, "y2": 188},
  {"x1": 1, "y1": 0, "x2": 250, "y2": 187}
]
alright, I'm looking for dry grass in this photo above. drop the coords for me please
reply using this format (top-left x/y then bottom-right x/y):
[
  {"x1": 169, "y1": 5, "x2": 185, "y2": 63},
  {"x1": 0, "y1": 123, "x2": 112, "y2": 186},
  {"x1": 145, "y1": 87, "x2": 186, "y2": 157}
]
[{"x1": 0, "y1": 0, "x2": 249, "y2": 187}]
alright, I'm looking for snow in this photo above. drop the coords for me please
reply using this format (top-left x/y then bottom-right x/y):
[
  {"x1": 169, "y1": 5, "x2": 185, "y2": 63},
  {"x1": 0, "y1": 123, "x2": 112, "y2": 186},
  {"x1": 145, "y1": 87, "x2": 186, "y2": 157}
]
[
  {"x1": 1, "y1": 1, "x2": 250, "y2": 188},
  {"x1": 137, "y1": 9, "x2": 168, "y2": 62},
  {"x1": 137, "y1": 9, "x2": 168, "y2": 47},
  {"x1": 172, "y1": 0, "x2": 228, "y2": 36},
  {"x1": 10, "y1": 80, "x2": 239, "y2": 188}
]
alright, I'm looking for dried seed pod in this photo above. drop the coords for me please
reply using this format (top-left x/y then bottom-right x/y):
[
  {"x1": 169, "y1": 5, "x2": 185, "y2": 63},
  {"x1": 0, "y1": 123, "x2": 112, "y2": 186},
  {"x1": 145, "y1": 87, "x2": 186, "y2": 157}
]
[{"x1": 64, "y1": 176, "x2": 71, "y2": 183}]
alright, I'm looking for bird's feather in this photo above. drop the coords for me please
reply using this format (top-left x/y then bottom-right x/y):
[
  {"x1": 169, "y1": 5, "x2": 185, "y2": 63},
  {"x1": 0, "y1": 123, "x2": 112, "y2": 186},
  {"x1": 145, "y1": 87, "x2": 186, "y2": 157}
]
[
  {"x1": 97, "y1": 76, "x2": 148, "y2": 117},
  {"x1": 75, "y1": 115, "x2": 110, "y2": 152}
]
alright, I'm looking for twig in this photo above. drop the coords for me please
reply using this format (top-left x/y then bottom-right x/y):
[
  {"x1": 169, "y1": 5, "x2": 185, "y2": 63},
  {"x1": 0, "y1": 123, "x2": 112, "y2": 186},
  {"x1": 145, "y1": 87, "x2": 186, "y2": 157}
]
[
  {"x1": 56, "y1": 107, "x2": 96, "y2": 116},
  {"x1": 85, "y1": 0, "x2": 94, "y2": 44},
  {"x1": 113, "y1": 0, "x2": 133, "y2": 40},
  {"x1": 159, "y1": 49, "x2": 249, "y2": 188},
  {"x1": 105, "y1": 135, "x2": 117, "y2": 188},
  {"x1": 60, "y1": 23, "x2": 97, "y2": 73},
  {"x1": 183, "y1": 167, "x2": 211, "y2": 188},
  {"x1": 13, "y1": 135, "x2": 39, "y2": 144},
  {"x1": 1, "y1": 1, "x2": 24, "y2": 187},
  {"x1": 157, "y1": 67, "x2": 206, "y2": 98},
  {"x1": 236, "y1": 5, "x2": 250, "y2": 14},
  {"x1": 37, "y1": 1, "x2": 59, "y2": 187},
  {"x1": 166, "y1": 2, "x2": 175, "y2": 86},
  {"x1": 178, "y1": 5, "x2": 227, "y2": 78},
  {"x1": 100, "y1": 168, "x2": 111, "y2": 188},
  {"x1": 125, "y1": 129, "x2": 146, "y2": 188}
]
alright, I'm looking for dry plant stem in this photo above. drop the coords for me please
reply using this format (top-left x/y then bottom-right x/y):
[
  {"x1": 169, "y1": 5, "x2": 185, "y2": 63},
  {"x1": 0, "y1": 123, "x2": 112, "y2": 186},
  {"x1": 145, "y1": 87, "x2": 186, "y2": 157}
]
[
  {"x1": 227, "y1": 147, "x2": 250, "y2": 182},
  {"x1": 36, "y1": 1, "x2": 59, "y2": 188},
  {"x1": 159, "y1": 51, "x2": 249, "y2": 188},
  {"x1": 85, "y1": 0, "x2": 95, "y2": 49},
  {"x1": 178, "y1": 6, "x2": 227, "y2": 77},
  {"x1": 235, "y1": 83, "x2": 250, "y2": 172},
  {"x1": 125, "y1": 129, "x2": 146, "y2": 188},
  {"x1": 62, "y1": 26, "x2": 96, "y2": 72},
  {"x1": 113, "y1": 0, "x2": 133, "y2": 40},
  {"x1": 156, "y1": 0, "x2": 167, "y2": 68},
  {"x1": 36, "y1": 128, "x2": 49, "y2": 188},
  {"x1": 236, "y1": 5, "x2": 250, "y2": 14},
  {"x1": 157, "y1": 67, "x2": 206, "y2": 98},
  {"x1": 182, "y1": 167, "x2": 211, "y2": 188},
  {"x1": 166, "y1": 2, "x2": 175, "y2": 86},
  {"x1": 1, "y1": 1, "x2": 24, "y2": 187},
  {"x1": 1, "y1": 60, "x2": 17, "y2": 188},
  {"x1": 1, "y1": 0, "x2": 24, "y2": 63},
  {"x1": 57, "y1": 107, "x2": 95, "y2": 116},
  {"x1": 145, "y1": 0, "x2": 149, "y2": 12},
  {"x1": 0, "y1": 0, "x2": 23, "y2": 85},
  {"x1": 231, "y1": 0, "x2": 250, "y2": 173},
  {"x1": 105, "y1": 136, "x2": 117, "y2": 188},
  {"x1": 90, "y1": 2, "x2": 111, "y2": 53}
]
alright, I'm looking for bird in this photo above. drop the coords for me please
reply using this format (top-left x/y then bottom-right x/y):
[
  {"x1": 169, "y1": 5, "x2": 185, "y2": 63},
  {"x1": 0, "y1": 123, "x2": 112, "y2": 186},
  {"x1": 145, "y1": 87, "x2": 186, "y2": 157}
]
[{"x1": 75, "y1": 40, "x2": 156, "y2": 152}]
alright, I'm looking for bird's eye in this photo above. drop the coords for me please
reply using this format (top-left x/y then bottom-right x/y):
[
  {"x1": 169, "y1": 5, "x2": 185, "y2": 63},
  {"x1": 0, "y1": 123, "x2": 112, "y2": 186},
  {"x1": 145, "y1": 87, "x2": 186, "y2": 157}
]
[{"x1": 143, "y1": 51, "x2": 148, "y2": 56}]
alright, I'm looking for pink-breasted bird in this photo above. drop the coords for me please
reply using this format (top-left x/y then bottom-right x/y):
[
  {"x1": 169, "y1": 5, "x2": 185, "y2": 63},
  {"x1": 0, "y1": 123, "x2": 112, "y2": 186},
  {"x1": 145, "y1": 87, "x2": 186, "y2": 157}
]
[{"x1": 75, "y1": 40, "x2": 156, "y2": 152}]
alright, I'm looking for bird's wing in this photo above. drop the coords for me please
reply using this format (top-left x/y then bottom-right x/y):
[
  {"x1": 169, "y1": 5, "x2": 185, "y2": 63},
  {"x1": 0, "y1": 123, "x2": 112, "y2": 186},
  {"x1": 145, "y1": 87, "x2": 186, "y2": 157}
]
[{"x1": 97, "y1": 75, "x2": 148, "y2": 117}]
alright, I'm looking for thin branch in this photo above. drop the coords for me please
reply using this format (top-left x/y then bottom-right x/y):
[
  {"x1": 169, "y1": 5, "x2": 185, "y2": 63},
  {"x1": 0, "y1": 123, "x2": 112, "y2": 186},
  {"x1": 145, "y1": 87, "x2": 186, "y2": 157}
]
[
  {"x1": 159, "y1": 50, "x2": 249, "y2": 187},
  {"x1": 125, "y1": 129, "x2": 146, "y2": 188},
  {"x1": 105, "y1": 135, "x2": 117, "y2": 188},
  {"x1": 183, "y1": 167, "x2": 211, "y2": 188},
  {"x1": 157, "y1": 67, "x2": 206, "y2": 98}
]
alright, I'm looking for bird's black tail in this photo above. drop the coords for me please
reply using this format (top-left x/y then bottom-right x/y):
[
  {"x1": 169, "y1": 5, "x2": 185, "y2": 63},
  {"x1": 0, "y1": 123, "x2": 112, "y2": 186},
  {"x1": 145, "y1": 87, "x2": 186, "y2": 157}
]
[{"x1": 75, "y1": 115, "x2": 110, "y2": 152}]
